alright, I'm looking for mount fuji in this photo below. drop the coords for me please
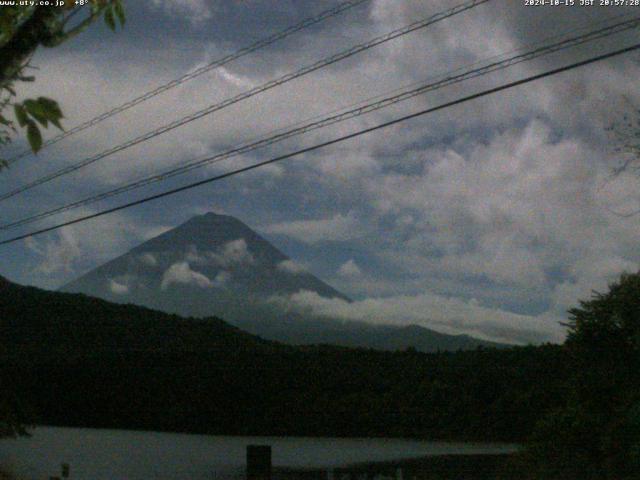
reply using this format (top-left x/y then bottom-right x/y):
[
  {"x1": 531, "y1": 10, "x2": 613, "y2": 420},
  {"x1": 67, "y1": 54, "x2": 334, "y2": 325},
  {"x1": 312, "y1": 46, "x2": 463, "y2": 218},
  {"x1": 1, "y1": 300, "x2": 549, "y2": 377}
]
[{"x1": 61, "y1": 212, "x2": 503, "y2": 351}]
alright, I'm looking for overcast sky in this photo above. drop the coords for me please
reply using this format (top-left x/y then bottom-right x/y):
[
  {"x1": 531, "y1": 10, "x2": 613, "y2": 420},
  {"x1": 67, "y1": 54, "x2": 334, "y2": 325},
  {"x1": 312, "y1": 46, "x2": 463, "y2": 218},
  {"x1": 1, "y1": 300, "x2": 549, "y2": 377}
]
[{"x1": 1, "y1": 0, "x2": 640, "y2": 344}]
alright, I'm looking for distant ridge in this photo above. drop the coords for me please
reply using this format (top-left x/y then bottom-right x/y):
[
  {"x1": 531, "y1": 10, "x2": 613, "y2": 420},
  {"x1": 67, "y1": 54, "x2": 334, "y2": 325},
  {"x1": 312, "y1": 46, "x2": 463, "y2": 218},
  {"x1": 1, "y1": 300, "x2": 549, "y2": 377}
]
[
  {"x1": 61, "y1": 212, "x2": 506, "y2": 352},
  {"x1": 0, "y1": 274, "x2": 565, "y2": 441}
]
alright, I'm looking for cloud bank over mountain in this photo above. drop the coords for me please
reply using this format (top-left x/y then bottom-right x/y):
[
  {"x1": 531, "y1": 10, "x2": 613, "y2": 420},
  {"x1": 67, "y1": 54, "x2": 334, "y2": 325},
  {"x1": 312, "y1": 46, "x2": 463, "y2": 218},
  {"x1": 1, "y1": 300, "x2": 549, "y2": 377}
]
[{"x1": 3, "y1": 0, "x2": 640, "y2": 343}]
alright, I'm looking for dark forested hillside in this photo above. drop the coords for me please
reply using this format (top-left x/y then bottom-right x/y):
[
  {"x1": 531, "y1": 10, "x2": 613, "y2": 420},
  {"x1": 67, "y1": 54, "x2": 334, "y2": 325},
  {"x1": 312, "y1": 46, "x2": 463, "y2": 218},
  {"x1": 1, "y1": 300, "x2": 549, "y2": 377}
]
[
  {"x1": 0, "y1": 275, "x2": 568, "y2": 442},
  {"x1": 514, "y1": 272, "x2": 640, "y2": 479}
]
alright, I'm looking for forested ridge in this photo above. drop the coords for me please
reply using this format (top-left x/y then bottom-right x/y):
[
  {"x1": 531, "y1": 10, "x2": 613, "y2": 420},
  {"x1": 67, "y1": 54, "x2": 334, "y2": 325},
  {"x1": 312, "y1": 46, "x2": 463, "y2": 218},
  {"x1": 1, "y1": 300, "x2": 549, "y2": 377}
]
[
  {"x1": 0, "y1": 275, "x2": 566, "y2": 442},
  {"x1": 1, "y1": 272, "x2": 639, "y2": 478}
]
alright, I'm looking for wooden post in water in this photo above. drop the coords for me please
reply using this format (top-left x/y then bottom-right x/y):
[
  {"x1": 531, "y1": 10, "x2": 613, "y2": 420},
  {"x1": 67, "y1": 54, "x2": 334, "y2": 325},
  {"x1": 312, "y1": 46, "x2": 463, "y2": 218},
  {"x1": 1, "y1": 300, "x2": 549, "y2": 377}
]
[{"x1": 246, "y1": 445, "x2": 271, "y2": 480}]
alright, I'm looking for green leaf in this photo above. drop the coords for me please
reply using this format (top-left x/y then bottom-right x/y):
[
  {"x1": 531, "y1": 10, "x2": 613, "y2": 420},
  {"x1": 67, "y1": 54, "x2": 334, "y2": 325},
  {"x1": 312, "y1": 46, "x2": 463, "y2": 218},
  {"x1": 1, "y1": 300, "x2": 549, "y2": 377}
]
[
  {"x1": 104, "y1": 7, "x2": 116, "y2": 31},
  {"x1": 23, "y1": 99, "x2": 40, "y2": 112},
  {"x1": 26, "y1": 121, "x2": 43, "y2": 152},
  {"x1": 13, "y1": 104, "x2": 28, "y2": 127},
  {"x1": 114, "y1": 0, "x2": 125, "y2": 26},
  {"x1": 23, "y1": 99, "x2": 48, "y2": 127},
  {"x1": 49, "y1": 116, "x2": 63, "y2": 131},
  {"x1": 37, "y1": 97, "x2": 59, "y2": 111},
  {"x1": 37, "y1": 97, "x2": 63, "y2": 119},
  {"x1": 0, "y1": 17, "x2": 14, "y2": 43},
  {"x1": 35, "y1": 97, "x2": 64, "y2": 130},
  {"x1": 89, "y1": 0, "x2": 102, "y2": 15}
]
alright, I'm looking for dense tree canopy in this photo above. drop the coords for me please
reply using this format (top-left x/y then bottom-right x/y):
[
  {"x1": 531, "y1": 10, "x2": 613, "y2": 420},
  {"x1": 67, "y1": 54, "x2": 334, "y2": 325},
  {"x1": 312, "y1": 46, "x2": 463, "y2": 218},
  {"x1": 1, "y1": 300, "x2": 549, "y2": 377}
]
[
  {"x1": 0, "y1": 276, "x2": 568, "y2": 443},
  {"x1": 520, "y1": 271, "x2": 640, "y2": 479},
  {"x1": 0, "y1": 1, "x2": 124, "y2": 166},
  {"x1": 2, "y1": 270, "x2": 639, "y2": 478}
]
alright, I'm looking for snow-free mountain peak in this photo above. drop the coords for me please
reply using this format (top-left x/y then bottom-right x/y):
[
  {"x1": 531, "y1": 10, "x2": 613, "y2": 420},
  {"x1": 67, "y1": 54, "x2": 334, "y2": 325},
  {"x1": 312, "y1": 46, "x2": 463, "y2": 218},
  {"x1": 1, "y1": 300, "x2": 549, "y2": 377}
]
[
  {"x1": 62, "y1": 212, "x2": 504, "y2": 352},
  {"x1": 62, "y1": 211, "x2": 348, "y2": 316}
]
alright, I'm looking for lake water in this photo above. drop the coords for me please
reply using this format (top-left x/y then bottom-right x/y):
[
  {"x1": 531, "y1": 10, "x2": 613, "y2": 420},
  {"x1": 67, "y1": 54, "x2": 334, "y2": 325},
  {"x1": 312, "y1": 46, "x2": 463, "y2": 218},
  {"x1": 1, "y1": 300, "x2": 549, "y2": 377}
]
[{"x1": 0, "y1": 426, "x2": 518, "y2": 480}]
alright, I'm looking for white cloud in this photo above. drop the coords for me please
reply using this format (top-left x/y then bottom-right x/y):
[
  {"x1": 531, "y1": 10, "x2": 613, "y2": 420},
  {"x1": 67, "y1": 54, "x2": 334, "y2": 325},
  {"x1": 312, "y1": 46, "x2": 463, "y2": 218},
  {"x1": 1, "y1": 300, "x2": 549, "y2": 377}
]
[
  {"x1": 182, "y1": 240, "x2": 254, "y2": 270},
  {"x1": 264, "y1": 212, "x2": 366, "y2": 244},
  {"x1": 25, "y1": 229, "x2": 81, "y2": 275},
  {"x1": 185, "y1": 245, "x2": 207, "y2": 264},
  {"x1": 338, "y1": 259, "x2": 362, "y2": 278},
  {"x1": 139, "y1": 253, "x2": 158, "y2": 267},
  {"x1": 18, "y1": 208, "x2": 174, "y2": 289},
  {"x1": 10, "y1": 1, "x2": 640, "y2": 345},
  {"x1": 208, "y1": 239, "x2": 254, "y2": 267},
  {"x1": 150, "y1": 0, "x2": 214, "y2": 26},
  {"x1": 277, "y1": 259, "x2": 307, "y2": 275},
  {"x1": 216, "y1": 67, "x2": 255, "y2": 90},
  {"x1": 160, "y1": 262, "x2": 213, "y2": 290},
  {"x1": 361, "y1": 120, "x2": 640, "y2": 297},
  {"x1": 109, "y1": 279, "x2": 129, "y2": 295},
  {"x1": 272, "y1": 290, "x2": 566, "y2": 345}
]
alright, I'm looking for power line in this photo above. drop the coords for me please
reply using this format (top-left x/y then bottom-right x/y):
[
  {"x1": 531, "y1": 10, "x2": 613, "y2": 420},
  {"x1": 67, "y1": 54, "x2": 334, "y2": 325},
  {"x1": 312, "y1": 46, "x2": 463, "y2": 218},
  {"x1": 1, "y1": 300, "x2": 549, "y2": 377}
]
[
  {"x1": 0, "y1": 0, "x2": 491, "y2": 203},
  {"x1": 2, "y1": 14, "x2": 638, "y2": 232},
  {"x1": 2, "y1": 41, "x2": 638, "y2": 247},
  {"x1": 4, "y1": 0, "x2": 372, "y2": 166}
]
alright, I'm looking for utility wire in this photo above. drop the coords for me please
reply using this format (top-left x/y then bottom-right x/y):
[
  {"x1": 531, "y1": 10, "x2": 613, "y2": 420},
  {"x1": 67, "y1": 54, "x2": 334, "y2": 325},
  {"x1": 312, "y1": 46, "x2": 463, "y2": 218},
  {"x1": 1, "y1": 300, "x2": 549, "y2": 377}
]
[
  {"x1": 0, "y1": 0, "x2": 490, "y2": 203},
  {"x1": 4, "y1": 0, "x2": 372, "y2": 166},
  {"x1": 1, "y1": 41, "x2": 638, "y2": 247},
  {"x1": 2, "y1": 14, "x2": 638, "y2": 232}
]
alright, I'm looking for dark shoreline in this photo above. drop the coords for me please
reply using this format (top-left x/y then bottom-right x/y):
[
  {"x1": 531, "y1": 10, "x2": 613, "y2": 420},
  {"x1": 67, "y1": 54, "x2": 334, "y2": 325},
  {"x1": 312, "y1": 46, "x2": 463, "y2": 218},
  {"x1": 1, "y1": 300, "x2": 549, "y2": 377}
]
[{"x1": 275, "y1": 453, "x2": 517, "y2": 479}]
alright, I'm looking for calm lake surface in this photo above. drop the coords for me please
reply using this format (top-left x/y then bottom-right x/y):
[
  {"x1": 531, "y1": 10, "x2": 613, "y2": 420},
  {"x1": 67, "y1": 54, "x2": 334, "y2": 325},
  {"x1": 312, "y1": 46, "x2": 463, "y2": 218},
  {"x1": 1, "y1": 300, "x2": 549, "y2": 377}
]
[{"x1": 0, "y1": 426, "x2": 518, "y2": 480}]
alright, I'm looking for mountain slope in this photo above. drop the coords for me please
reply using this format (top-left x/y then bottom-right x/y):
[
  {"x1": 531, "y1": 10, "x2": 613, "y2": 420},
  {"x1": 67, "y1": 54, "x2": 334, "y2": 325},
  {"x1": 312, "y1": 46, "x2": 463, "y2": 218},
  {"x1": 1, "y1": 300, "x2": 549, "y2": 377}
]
[
  {"x1": 61, "y1": 212, "x2": 505, "y2": 352},
  {"x1": 231, "y1": 315, "x2": 504, "y2": 351},
  {"x1": 1, "y1": 274, "x2": 271, "y2": 358},
  {"x1": 1, "y1": 275, "x2": 567, "y2": 441},
  {"x1": 62, "y1": 212, "x2": 348, "y2": 314}
]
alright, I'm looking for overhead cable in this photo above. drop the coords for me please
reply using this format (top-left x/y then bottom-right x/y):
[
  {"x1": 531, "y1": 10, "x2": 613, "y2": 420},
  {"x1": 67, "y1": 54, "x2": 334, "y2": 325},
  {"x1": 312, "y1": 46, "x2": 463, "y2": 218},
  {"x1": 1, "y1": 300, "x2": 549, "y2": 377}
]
[
  {"x1": 4, "y1": 0, "x2": 372, "y2": 166},
  {"x1": 3, "y1": 14, "x2": 639, "y2": 231},
  {"x1": 0, "y1": 0, "x2": 491, "y2": 202},
  {"x1": 1, "y1": 41, "x2": 638, "y2": 246}
]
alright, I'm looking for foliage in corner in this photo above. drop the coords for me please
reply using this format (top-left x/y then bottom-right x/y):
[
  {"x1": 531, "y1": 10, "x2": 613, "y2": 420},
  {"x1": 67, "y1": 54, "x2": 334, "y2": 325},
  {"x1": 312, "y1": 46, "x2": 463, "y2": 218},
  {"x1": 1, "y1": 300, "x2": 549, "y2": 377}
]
[
  {"x1": 0, "y1": 0, "x2": 125, "y2": 169},
  {"x1": 519, "y1": 271, "x2": 640, "y2": 479},
  {"x1": 0, "y1": 0, "x2": 124, "y2": 440}
]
